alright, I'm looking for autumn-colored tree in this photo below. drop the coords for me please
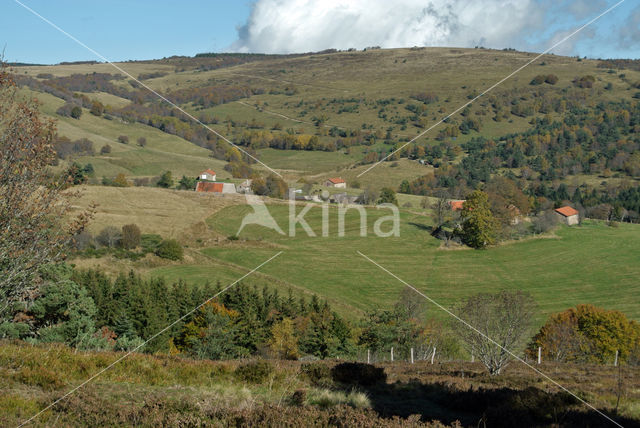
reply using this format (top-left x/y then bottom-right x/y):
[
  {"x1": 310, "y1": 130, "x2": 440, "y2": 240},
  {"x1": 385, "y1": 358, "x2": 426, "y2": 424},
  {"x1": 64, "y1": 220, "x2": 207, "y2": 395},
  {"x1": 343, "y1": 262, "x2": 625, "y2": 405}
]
[
  {"x1": 121, "y1": 224, "x2": 141, "y2": 249},
  {"x1": 269, "y1": 318, "x2": 299, "y2": 360},
  {"x1": 90, "y1": 100, "x2": 104, "y2": 116},
  {"x1": 529, "y1": 304, "x2": 640, "y2": 364},
  {"x1": 0, "y1": 66, "x2": 91, "y2": 321},
  {"x1": 460, "y1": 190, "x2": 499, "y2": 248},
  {"x1": 112, "y1": 173, "x2": 130, "y2": 187}
]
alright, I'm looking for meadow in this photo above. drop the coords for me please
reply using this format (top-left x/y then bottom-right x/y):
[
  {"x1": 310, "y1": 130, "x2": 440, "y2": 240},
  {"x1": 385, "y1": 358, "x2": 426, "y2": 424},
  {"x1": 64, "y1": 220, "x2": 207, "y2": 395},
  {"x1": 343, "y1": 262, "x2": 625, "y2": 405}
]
[{"x1": 199, "y1": 204, "x2": 640, "y2": 324}]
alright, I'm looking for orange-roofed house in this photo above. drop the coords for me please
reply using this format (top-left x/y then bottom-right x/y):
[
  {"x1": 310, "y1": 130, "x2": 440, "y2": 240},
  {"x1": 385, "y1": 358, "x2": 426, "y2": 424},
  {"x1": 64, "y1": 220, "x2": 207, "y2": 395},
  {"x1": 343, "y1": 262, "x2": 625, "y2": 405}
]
[
  {"x1": 449, "y1": 200, "x2": 465, "y2": 211},
  {"x1": 325, "y1": 177, "x2": 346, "y2": 188},
  {"x1": 199, "y1": 169, "x2": 217, "y2": 181},
  {"x1": 554, "y1": 206, "x2": 579, "y2": 225}
]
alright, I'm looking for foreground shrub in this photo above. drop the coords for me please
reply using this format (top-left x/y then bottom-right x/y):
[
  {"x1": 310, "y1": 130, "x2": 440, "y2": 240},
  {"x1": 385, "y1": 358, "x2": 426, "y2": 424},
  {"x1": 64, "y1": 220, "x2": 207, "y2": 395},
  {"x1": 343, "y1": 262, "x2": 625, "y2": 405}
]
[
  {"x1": 306, "y1": 388, "x2": 371, "y2": 409},
  {"x1": 234, "y1": 360, "x2": 274, "y2": 384},
  {"x1": 301, "y1": 362, "x2": 333, "y2": 387},
  {"x1": 331, "y1": 362, "x2": 387, "y2": 386},
  {"x1": 15, "y1": 366, "x2": 66, "y2": 391}
]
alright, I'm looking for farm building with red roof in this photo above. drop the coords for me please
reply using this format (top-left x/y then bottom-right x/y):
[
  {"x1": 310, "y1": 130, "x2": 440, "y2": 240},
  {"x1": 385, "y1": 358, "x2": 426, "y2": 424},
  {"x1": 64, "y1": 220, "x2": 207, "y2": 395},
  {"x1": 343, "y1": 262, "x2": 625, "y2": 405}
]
[
  {"x1": 449, "y1": 200, "x2": 465, "y2": 211},
  {"x1": 554, "y1": 206, "x2": 579, "y2": 225},
  {"x1": 324, "y1": 177, "x2": 346, "y2": 188}
]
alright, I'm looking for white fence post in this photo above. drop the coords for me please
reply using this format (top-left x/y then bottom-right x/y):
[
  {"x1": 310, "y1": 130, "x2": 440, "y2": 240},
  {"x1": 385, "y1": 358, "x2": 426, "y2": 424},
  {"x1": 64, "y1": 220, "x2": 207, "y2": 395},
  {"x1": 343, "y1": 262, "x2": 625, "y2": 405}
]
[
  {"x1": 390, "y1": 347, "x2": 394, "y2": 362},
  {"x1": 367, "y1": 349, "x2": 370, "y2": 364},
  {"x1": 410, "y1": 347, "x2": 414, "y2": 364},
  {"x1": 538, "y1": 346, "x2": 542, "y2": 365},
  {"x1": 431, "y1": 347, "x2": 436, "y2": 364},
  {"x1": 614, "y1": 350, "x2": 619, "y2": 367}
]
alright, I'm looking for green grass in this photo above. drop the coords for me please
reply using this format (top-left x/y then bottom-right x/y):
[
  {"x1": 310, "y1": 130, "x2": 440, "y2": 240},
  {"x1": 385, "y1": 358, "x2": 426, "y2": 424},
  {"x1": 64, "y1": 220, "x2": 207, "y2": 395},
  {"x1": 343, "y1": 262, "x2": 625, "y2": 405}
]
[{"x1": 202, "y1": 204, "x2": 640, "y2": 324}]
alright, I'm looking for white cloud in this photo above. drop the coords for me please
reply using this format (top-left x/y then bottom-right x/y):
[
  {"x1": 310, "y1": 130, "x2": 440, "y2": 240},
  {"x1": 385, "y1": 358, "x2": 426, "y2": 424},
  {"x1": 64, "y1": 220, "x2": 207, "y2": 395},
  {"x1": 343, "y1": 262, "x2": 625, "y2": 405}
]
[{"x1": 232, "y1": 0, "x2": 546, "y2": 53}]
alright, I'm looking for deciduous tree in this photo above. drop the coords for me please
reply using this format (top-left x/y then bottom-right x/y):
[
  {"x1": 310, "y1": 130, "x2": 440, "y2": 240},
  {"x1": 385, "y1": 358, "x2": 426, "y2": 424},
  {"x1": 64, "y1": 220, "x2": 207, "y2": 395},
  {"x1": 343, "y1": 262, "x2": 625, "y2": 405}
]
[
  {"x1": 0, "y1": 66, "x2": 91, "y2": 322},
  {"x1": 454, "y1": 290, "x2": 535, "y2": 375}
]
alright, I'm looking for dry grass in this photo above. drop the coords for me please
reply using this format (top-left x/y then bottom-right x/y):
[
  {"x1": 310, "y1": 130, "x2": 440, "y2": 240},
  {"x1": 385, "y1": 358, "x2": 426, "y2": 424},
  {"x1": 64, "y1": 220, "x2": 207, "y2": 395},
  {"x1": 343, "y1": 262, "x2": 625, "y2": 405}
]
[{"x1": 68, "y1": 185, "x2": 244, "y2": 237}]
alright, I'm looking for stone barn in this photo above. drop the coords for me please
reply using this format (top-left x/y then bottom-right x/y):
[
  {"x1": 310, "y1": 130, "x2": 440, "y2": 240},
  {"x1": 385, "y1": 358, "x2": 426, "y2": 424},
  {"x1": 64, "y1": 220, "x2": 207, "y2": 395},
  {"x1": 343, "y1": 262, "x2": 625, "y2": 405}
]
[{"x1": 554, "y1": 206, "x2": 579, "y2": 225}]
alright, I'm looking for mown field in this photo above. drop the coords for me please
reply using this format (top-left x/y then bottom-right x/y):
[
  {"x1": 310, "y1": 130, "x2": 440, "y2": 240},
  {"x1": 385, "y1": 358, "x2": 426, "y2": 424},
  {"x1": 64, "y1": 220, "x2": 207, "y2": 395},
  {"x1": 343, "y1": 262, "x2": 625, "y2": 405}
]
[{"x1": 199, "y1": 204, "x2": 640, "y2": 324}]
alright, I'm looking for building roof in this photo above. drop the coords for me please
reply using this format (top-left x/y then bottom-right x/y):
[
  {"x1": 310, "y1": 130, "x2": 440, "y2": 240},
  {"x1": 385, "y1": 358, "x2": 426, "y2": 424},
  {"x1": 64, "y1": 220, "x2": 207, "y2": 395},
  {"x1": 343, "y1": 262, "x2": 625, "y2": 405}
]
[
  {"x1": 449, "y1": 200, "x2": 465, "y2": 211},
  {"x1": 555, "y1": 206, "x2": 579, "y2": 217},
  {"x1": 196, "y1": 182, "x2": 224, "y2": 193},
  {"x1": 327, "y1": 177, "x2": 346, "y2": 184},
  {"x1": 200, "y1": 169, "x2": 216, "y2": 176}
]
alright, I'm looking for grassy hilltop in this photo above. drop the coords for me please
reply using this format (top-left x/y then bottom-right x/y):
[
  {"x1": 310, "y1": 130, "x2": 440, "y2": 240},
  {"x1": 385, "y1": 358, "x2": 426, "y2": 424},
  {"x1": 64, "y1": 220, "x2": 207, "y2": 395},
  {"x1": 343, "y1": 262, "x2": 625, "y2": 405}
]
[{"x1": 15, "y1": 47, "x2": 640, "y2": 186}]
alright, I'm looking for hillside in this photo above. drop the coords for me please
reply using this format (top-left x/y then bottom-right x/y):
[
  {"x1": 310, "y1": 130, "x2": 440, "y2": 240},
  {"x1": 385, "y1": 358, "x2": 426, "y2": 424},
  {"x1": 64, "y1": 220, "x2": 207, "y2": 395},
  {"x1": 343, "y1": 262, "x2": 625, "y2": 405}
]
[
  {"x1": 13, "y1": 46, "x2": 637, "y2": 323},
  {"x1": 67, "y1": 186, "x2": 640, "y2": 325},
  {"x1": 14, "y1": 48, "x2": 640, "y2": 187}
]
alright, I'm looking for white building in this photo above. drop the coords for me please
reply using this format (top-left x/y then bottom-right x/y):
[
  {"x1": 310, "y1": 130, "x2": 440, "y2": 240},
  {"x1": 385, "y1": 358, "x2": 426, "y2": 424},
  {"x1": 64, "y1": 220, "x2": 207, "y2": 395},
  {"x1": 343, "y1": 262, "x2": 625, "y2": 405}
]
[
  {"x1": 199, "y1": 169, "x2": 217, "y2": 181},
  {"x1": 325, "y1": 177, "x2": 346, "y2": 188}
]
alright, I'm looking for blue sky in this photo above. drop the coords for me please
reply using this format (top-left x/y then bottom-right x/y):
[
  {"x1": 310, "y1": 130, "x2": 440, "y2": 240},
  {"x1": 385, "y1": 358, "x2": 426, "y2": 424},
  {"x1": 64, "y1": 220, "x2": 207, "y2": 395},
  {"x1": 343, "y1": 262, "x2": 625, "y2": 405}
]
[{"x1": 1, "y1": 0, "x2": 638, "y2": 64}]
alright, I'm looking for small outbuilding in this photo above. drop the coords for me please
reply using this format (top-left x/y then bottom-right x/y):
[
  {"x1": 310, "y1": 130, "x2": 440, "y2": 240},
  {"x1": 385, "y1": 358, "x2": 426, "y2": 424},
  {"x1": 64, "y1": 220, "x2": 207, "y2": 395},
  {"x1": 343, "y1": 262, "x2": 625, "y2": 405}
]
[
  {"x1": 325, "y1": 177, "x2": 346, "y2": 188},
  {"x1": 237, "y1": 179, "x2": 253, "y2": 193},
  {"x1": 199, "y1": 169, "x2": 217, "y2": 181},
  {"x1": 554, "y1": 206, "x2": 579, "y2": 225}
]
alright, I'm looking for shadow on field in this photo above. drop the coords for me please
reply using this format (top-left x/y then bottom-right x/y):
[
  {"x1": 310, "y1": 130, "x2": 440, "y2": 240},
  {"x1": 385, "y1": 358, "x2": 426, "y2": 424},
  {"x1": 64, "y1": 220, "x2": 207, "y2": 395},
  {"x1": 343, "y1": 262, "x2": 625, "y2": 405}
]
[{"x1": 329, "y1": 362, "x2": 639, "y2": 428}]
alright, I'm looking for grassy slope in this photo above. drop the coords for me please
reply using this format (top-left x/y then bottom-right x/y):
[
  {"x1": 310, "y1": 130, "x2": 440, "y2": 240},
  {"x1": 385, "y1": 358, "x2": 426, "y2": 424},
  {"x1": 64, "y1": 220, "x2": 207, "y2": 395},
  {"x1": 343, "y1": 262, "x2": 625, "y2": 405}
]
[
  {"x1": 201, "y1": 204, "x2": 640, "y2": 324},
  {"x1": 67, "y1": 185, "x2": 640, "y2": 324}
]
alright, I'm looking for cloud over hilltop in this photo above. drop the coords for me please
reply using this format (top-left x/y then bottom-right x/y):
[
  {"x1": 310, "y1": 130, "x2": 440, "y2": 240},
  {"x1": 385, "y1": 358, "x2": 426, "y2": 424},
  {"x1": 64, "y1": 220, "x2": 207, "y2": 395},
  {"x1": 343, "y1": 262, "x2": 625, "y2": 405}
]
[
  {"x1": 230, "y1": 0, "x2": 637, "y2": 58},
  {"x1": 231, "y1": 0, "x2": 545, "y2": 53}
]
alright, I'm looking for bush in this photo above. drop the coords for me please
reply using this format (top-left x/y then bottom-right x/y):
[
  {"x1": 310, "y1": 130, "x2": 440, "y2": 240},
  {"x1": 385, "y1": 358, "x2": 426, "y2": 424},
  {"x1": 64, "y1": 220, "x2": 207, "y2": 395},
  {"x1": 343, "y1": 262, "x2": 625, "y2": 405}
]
[
  {"x1": 70, "y1": 106, "x2": 83, "y2": 119},
  {"x1": 305, "y1": 389, "x2": 371, "y2": 409},
  {"x1": 157, "y1": 171, "x2": 173, "y2": 188},
  {"x1": 155, "y1": 239, "x2": 183, "y2": 260},
  {"x1": 530, "y1": 75, "x2": 545, "y2": 85},
  {"x1": 121, "y1": 224, "x2": 141, "y2": 249},
  {"x1": 140, "y1": 234, "x2": 163, "y2": 252},
  {"x1": 114, "y1": 335, "x2": 145, "y2": 352},
  {"x1": 100, "y1": 144, "x2": 112, "y2": 154},
  {"x1": 331, "y1": 362, "x2": 386, "y2": 386},
  {"x1": 90, "y1": 101, "x2": 104, "y2": 116},
  {"x1": 301, "y1": 362, "x2": 333, "y2": 387},
  {"x1": 15, "y1": 367, "x2": 65, "y2": 391},
  {"x1": 96, "y1": 226, "x2": 122, "y2": 248},
  {"x1": 234, "y1": 360, "x2": 274, "y2": 383}
]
